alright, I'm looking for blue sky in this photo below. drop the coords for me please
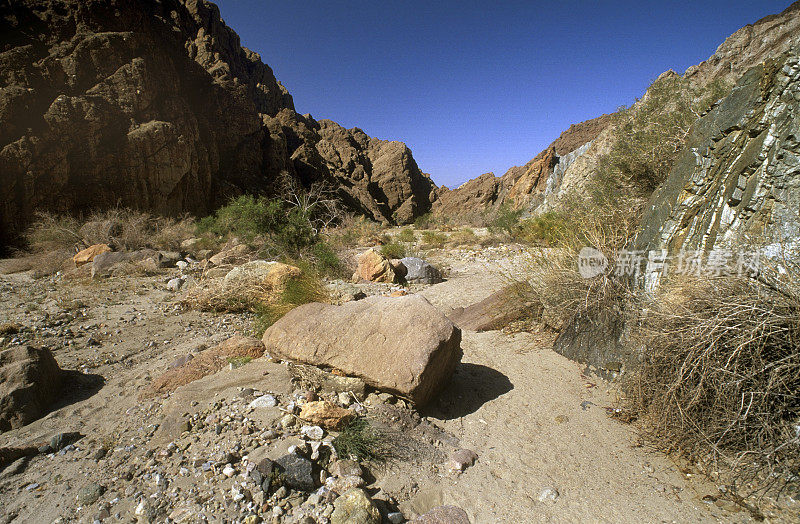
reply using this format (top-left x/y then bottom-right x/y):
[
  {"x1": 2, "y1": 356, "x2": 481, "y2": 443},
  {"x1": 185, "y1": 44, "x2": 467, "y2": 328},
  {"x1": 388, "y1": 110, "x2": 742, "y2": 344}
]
[{"x1": 214, "y1": 0, "x2": 792, "y2": 188}]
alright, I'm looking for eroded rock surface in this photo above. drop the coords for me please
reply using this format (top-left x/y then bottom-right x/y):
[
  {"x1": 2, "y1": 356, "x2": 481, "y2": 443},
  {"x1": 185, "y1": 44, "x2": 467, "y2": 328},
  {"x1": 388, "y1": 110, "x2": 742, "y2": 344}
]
[{"x1": 0, "y1": 345, "x2": 62, "y2": 431}]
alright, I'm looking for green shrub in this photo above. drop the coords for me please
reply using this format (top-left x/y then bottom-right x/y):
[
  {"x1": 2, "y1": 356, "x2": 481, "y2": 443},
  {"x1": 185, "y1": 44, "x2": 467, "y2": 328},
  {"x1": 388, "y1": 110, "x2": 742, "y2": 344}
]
[
  {"x1": 380, "y1": 240, "x2": 406, "y2": 259},
  {"x1": 197, "y1": 195, "x2": 316, "y2": 255},
  {"x1": 421, "y1": 230, "x2": 447, "y2": 247},
  {"x1": 396, "y1": 228, "x2": 416, "y2": 243},
  {"x1": 488, "y1": 204, "x2": 523, "y2": 236},
  {"x1": 332, "y1": 419, "x2": 390, "y2": 463},
  {"x1": 310, "y1": 241, "x2": 343, "y2": 277},
  {"x1": 516, "y1": 211, "x2": 571, "y2": 246}
]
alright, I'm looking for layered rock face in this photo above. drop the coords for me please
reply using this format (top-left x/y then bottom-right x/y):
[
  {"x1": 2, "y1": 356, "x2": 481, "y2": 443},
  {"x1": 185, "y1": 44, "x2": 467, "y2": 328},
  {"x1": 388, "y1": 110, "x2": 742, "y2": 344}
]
[
  {"x1": 638, "y1": 48, "x2": 800, "y2": 269},
  {"x1": 0, "y1": 0, "x2": 433, "y2": 248}
]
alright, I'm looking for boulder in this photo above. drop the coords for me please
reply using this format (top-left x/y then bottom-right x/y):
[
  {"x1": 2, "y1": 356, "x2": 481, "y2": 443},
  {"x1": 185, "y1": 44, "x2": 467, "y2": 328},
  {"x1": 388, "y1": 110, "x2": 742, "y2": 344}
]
[
  {"x1": 208, "y1": 244, "x2": 250, "y2": 267},
  {"x1": 399, "y1": 257, "x2": 442, "y2": 284},
  {"x1": 330, "y1": 488, "x2": 381, "y2": 524},
  {"x1": 355, "y1": 249, "x2": 396, "y2": 283},
  {"x1": 411, "y1": 506, "x2": 471, "y2": 523},
  {"x1": 275, "y1": 454, "x2": 315, "y2": 492},
  {"x1": 224, "y1": 261, "x2": 301, "y2": 291},
  {"x1": 299, "y1": 401, "x2": 355, "y2": 430},
  {"x1": 447, "y1": 283, "x2": 533, "y2": 331},
  {"x1": 0, "y1": 346, "x2": 62, "y2": 431},
  {"x1": 263, "y1": 295, "x2": 462, "y2": 405},
  {"x1": 72, "y1": 244, "x2": 111, "y2": 267},
  {"x1": 90, "y1": 249, "x2": 158, "y2": 278},
  {"x1": 144, "y1": 336, "x2": 264, "y2": 397}
]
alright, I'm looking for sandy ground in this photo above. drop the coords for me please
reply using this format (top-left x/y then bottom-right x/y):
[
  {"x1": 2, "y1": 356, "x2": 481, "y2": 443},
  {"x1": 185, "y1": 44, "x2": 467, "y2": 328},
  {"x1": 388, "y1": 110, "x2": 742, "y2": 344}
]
[{"x1": 0, "y1": 248, "x2": 788, "y2": 523}]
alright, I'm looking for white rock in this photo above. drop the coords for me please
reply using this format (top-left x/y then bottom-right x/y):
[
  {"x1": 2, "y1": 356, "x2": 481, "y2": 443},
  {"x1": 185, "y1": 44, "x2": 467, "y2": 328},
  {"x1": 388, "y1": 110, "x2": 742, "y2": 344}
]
[
  {"x1": 300, "y1": 425, "x2": 324, "y2": 440},
  {"x1": 222, "y1": 464, "x2": 236, "y2": 478},
  {"x1": 166, "y1": 278, "x2": 184, "y2": 292},
  {"x1": 538, "y1": 487, "x2": 559, "y2": 502},
  {"x1": 248, "y1": 395, "x2": 278, "y2": 409},
  {"x1": 176, "y1": 261, "x2": 189, "y2": 271}
]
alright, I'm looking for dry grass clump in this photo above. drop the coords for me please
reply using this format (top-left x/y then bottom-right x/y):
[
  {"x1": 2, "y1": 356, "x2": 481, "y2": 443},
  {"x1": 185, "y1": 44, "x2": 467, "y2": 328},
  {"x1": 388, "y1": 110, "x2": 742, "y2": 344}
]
[
  {"x1": 519, "y1": 198, "x2": 638, "y2": 331},
  {"x1": 324, "y1": 215, "x2": 385, "y2": 249},
  {"x1": 25, "y1": 209, "x2": 194, "y2": 254},
  {"x1": 420, "y1": 230, "x2": 447, "y2": 248},
  {"x1": 623, "y1": 274, "x2": 800, "y2": 498},
  {"x1": 447, "y1": 228, "x2": 478, "y2": 247}
]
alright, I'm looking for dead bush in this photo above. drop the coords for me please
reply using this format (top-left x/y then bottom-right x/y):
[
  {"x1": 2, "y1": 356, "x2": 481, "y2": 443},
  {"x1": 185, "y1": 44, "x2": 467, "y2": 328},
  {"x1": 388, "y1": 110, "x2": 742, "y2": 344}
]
[
  {"x1": 25, "y1": 209, "x2": 194, "y2": 253},
  {"x1": 623, "y1": 274, "x2": 800, "y2": 497},
  {"x1": 447, "y1": 228, "x2": 478, "y2": 247}
]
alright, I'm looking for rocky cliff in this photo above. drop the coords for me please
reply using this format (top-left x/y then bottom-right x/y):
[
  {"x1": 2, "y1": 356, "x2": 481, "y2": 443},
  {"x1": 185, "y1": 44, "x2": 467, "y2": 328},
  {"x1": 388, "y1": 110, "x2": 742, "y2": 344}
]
[
  {"x1": 638, "y1": 47, "x2": 800, "y2": 275},
  {"x1": 0, "y1": 0, "x2": 434, "y2": 248}
]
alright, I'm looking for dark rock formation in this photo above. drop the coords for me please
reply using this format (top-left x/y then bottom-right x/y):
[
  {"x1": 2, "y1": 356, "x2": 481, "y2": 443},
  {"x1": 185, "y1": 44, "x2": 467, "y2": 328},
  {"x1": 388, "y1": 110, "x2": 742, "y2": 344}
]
[{"x1": 0, "y1": 0, "x2": 434, "y2": 248}]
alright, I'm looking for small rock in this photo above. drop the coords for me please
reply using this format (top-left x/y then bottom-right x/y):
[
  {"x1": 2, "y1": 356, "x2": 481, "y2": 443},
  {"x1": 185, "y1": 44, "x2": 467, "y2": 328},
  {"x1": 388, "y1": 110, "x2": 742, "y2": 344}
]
[
  {"x1": 300, "y1": 425, "x2": 324, "y2": 440},
  {"x1": 248, "y1": 395, "x2": 278, "y2": 409},
  {"x1": 447, "y1": 448, "x2": 478, "y2": 474},
  {"x1": 76, "y1": 483, "x2": 105, "y2": 506},
  {"x1": 166, "y1": 278, "x2": 184, "y2": 292},
  {"x1": 329, "y1": 459, "x2": 362, "y2": 478},
  {"x1": 330, "y1": 488, "x2": 381, "y2": 524},
  {"x1": 299, "y1": 401, "x2": 355, "y2": 430},
  {"x1": 276, "y1": 454, "x2": 315, "y2": 492},
  {"x1": 538, "y1": 487, "x2": 559, "y2": 502},
  {"x1": 280, "y1": 414, "x2": 296, "y2": 429},
  {"x1": 223, "y1": 464, "x2": 236, "y2": 477},
  {"x1": 325, "y1": 475, "x2": 365, "y2": 494},
  {"x1": 387, "y1": 512, "x2": 406, "y2": 524}
]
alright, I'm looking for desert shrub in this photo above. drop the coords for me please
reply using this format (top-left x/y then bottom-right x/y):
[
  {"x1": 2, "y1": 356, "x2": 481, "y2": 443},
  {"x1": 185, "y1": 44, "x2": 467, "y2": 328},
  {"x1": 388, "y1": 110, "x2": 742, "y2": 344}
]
[
  {"x1": 310, "y1": 241, "x2": 344, "y2": 278},
  {"x1": 420, "y1": 230, "x2": 447, "y2": 247},
  {"x1": 413, "y1": 212, "x2": 452, "y2": 230},
  {"x1": 396, "y1": 228, "x2": 416, "y2": 243},
  {"x1": 488, "y1": 204, "x2": 523, "y2": 237},
  {"x1": 517, "y1": 195, "x2": 638, "y2": 331},
  {"x1": 332, "y1": 419, "x2": 392, "y2": 463},
  {"x1": 325, "y1": 215, "x2": 384, "y2": 249},
  {"x1": 600, "y1": 75, "x2": 730, "y2": 196},
  {"x1": 25, "y1": 213, "x2": 83, "y2": 252},
  {"x1": 447, "y1": 228, "x2": 478, "y2": 246},
  {"x1": 516, "y1": 211, "x2": 571, "y2": 246},
  {"x1": 379, "y1": 240, "x2": 406, "y2": 259},
  {"x1": 622, "y1": 274, "x2": 800, "y2": 498},
  {"x1": 26, "y1": 209, "x2": 195, "y2": 254}
]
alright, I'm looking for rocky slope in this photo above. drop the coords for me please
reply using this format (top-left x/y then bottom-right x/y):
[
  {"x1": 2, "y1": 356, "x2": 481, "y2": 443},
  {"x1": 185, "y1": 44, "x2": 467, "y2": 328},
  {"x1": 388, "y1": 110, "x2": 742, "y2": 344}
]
[
  {"x1": 431, "y1": 114, "x2": 612, "y2": 219},
  {"x1": 435, "y1": 1, "x2": 800, "y2": 221},
  {"x1": 0, "y1": 0, "x2": 434, "y2": 248},
  {"x1": 638, "y1": 47, "x2": 800, "y2": 282}
]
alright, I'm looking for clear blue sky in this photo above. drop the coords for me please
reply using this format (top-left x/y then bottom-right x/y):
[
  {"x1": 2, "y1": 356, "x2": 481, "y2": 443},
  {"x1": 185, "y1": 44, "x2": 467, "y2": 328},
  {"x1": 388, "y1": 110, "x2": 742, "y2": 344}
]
[{"x1": 214, "y1": 0, "x2": 792, "y2": 188}]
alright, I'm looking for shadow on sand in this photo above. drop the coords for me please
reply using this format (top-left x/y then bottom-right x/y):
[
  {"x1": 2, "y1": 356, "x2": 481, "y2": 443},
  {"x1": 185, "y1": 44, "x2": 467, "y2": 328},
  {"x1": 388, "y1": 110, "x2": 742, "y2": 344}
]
[
  {"x1": 422, "y1": 362, "x2": 513, "y2": 420},
  {"x1": 48, "y1": 369, "x2": 105, "y2": 413}
]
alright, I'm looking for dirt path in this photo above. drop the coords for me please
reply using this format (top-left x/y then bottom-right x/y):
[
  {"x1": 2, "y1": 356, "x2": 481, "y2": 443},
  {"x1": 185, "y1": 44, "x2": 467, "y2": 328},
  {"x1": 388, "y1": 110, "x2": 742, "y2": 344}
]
[{"x1": 410, "y1": 259, "x2": 748, "y2": 523}]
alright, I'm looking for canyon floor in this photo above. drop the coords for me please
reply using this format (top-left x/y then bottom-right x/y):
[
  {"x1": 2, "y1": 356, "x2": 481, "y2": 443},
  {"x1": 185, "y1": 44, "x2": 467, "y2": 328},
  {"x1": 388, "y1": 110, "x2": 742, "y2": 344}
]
[{"x1": 0, "y1": 242, "x2": 791, "y2": 523}]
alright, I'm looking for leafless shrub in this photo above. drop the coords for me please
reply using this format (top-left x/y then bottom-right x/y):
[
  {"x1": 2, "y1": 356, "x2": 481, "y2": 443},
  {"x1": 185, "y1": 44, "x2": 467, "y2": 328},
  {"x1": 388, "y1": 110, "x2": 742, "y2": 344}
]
[{"x1": 623, "y1": 273, "x2": 800, "y2": 498}]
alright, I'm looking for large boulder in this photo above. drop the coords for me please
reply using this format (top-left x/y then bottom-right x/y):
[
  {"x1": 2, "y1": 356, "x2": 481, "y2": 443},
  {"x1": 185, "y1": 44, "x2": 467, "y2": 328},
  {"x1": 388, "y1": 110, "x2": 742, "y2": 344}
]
[
  {"x1": 223, "y1": 260, "x2": 301, "y2": 292},
  {"x1": 447, "y1": 284, "x2": 533, "y2": 331},
  {"x1": 400, "y1": 257, "x2": 443, "y2": 284},
  {"x1": 262, "y1": 295, "x2": 462, "y2": 406},
  {"x1": 0, "y1": 346, "x2": 62, "y2": 431},
  {"x1": 355, "y1": 248, "x2": 396, "y2": 283}
]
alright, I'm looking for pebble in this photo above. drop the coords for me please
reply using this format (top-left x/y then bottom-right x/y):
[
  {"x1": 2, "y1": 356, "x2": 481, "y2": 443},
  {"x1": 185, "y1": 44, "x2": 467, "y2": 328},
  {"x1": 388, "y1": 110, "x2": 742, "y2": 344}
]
[
  {"x1": 76, "y1": 483, "x2": 105, "y2": 506},
  {"x1": 222, "y1": 464, "x2": 236, "y2": 477},
  {"x1": 538, "y1": 487, "x2": 560, "y2": 502},
  {"x1": 248, "y1": 395, "x2": 278, "y2": 409}
]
